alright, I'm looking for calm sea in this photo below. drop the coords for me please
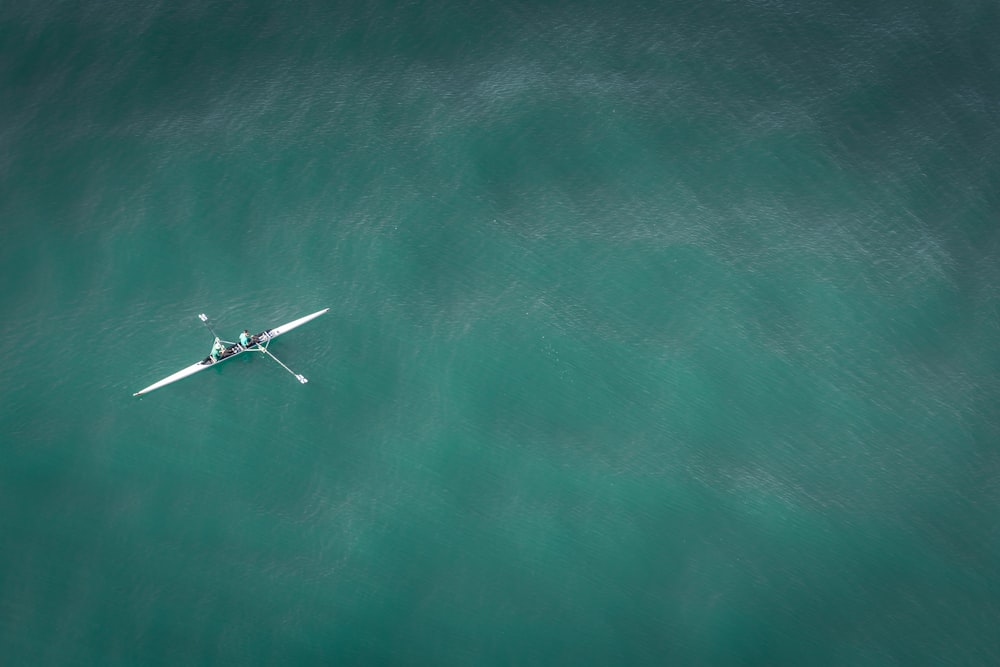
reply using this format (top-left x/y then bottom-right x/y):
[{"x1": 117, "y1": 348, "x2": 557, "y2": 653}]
[{"x1": 1, "y1": 1, "x2": 998, "y2": 664}]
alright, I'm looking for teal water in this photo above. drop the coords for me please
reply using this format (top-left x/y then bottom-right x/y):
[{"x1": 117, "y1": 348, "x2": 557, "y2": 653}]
[{"x1": 2, "y1": 1, "x2": 999, "y2": 664}]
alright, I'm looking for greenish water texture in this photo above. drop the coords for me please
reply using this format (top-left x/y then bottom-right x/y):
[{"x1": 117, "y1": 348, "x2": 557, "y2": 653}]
[{"x1": 2, "y1": 1, "x2": 998, "y2": 665}]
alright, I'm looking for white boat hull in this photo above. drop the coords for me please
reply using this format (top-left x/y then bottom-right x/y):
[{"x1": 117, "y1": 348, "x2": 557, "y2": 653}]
[
  {"x1": 258, "y1": 308, "x2": 330, "y2": 341},
  {"x1": 133, "y1": 308, "x2": 329, "y2": 396}
]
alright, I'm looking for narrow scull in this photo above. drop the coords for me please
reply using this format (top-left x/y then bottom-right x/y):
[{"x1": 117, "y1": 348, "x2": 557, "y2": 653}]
[{"x1": 133, "y1": 308, "x2": 329, "y2": 396}]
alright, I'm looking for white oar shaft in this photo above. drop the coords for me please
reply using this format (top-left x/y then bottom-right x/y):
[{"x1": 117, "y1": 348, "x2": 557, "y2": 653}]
[
  {"x1": 199, "y1": 313, "x2": 221, "y2": 340},
  {"x1": 256, "y1": 345, "x2": 308, "y2": 384}
]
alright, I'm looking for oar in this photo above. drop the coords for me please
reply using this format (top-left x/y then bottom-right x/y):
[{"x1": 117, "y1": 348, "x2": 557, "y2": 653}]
[
  {"x1": 199, "y1": 313, "x2": 234, "y2": 345},
  {"x1": 255, "y1": 345, "x2": 309, "y2": 384}
]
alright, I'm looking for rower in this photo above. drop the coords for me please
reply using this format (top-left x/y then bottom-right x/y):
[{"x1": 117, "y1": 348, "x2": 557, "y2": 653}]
[
  {"x1": 210, "y1": 338, "x2": 224, "y2": 362},
  {"x1": 239, "y1": 329, "x2": 251, "y2": 347}
]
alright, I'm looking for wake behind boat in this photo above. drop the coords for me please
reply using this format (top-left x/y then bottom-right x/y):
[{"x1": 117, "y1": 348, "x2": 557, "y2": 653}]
[{"x1": 132, "y1": 308, "x2": 329, "y2": 396}]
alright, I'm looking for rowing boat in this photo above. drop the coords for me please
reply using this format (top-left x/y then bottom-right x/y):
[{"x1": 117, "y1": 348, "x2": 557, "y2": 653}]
[{"x1": 133, "y1": 308, "x2": 329, "y2": 396}]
